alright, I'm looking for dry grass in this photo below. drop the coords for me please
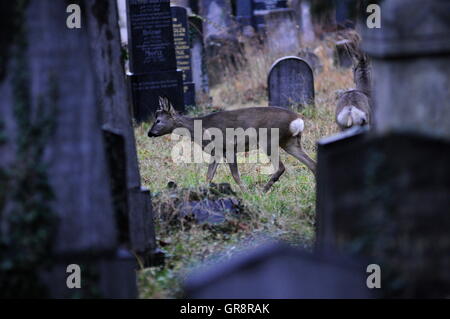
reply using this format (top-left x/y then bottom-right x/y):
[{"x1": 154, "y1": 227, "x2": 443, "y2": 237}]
[{"x1": 135, "y1": 36, "x2": 354, "y2": 298}]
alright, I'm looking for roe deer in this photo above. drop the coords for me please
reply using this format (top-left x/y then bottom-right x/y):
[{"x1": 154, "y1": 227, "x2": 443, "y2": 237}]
[{"x1": 148, "y1": 97, "x2": 316, "y2": 192}]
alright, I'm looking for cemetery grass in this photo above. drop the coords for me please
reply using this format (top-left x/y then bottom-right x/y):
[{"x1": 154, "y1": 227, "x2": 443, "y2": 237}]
[{"x1": 134, "y1": 44, "x2": 353, "y2": 298}]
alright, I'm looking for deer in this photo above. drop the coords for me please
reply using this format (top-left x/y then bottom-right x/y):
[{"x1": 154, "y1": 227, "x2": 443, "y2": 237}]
[{"x1": 148, "y1": 97, "x2": 316, "y2": 192}]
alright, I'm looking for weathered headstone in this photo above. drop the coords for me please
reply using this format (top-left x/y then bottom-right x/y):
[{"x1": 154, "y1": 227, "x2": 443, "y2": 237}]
[
  {"x1": 0, "y1": 0, "x2": 136, "y2": 298},
  {"x1": 185, "y1": 243, "x2": 373, "y2": 298},
  {"x1": 189, "y1": 15, "x2": 210, "y2": 102},
  {"x1": 172, "y1": 6, "x2": 196, "y2": 107},
  {"x1": 316, "y1": 131, "x2": 450, "y2": 298},
  {"x1": 126, "y1": 0, "x2": 185, "y2": 122},
  {"x1": 265, "y1": 8, "x2": 300, "y2": 54},
  {"x1": 361, "y1": 0, "x2": 450, "y2": 139},
  {"x1": 334, "y1": 39, "x2": 353, "y2": 68},
  {"x1": 235, "y1": 0, "x2": 254, "y2": 27},
  {"x1": 199, "y1": 0, "x2": 241, "y2": 86},
  {"x1": 252, "y1": 0, "x2": 288, "y2": 31},
  {"x1": 298, "y1": 49, "x2": 323, "y2": 73},
  {"x1": 87, "y1": 0, "x2": 161, "y2": 267},
  {"x1": 315, "y1": 0, "x2": 450, "y2": 298},
  {"x1": 268, "y1": 56, "x2": 315, "y2": 110}
]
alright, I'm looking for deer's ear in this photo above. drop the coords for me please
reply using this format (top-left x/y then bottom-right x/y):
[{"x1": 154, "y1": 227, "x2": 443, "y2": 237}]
[
  {"x1": 158, "y1": 96, "x2": 165, "y2": 111},
  {"x1": 168, "y1": 100, "x2": 177, "y2": 117}
]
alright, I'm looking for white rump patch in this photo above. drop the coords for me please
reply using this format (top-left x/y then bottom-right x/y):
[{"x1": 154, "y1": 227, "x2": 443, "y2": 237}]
[
  {"x1": 289, "y1": 118, "x2": 304, "y2": 136},
  {"x1": 337, "y1": 106, "x2": 367, "y2": 128}
]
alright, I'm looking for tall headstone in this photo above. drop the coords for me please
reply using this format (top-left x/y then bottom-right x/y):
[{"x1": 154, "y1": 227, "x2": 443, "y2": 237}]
[
  {"x1": 252, "y1": 0, "x2": 288, "y2": 31},
  {"x1": 172, "y1": 6, "x2": 196, "y2": 107},
  {"x1": 0, "y1": 0, "x2": 136, "y2": 298},
  {"x1": 265, "y1": 8, "x2": 300, "y2": 54},
  {"x1": 315, "y1": 0, "x2": 450, "y2": 298},
  {"x1": 235, "y1": 0, "x2": 254, "y2": 27},
  {"x1": 126, "y1": 0, "x2": 185, "y2": 122},
  {"x1": 268, "y1": 57, "x2": 315, "y2": 110},
  {"x1": 87, "y1": 0, "x2": 161, "y2": 267},
  {"x1": 189, "y1": 15, "x2": 210, "y2": 101},
  {"x1": 334, "y1": 39, "x2": 353, "y2": 68},
  {"x1": 361, "y1": 0, "x2": 450, "y2": 139},
  {"x1": 185, "y1": 243, "x2": 372, "y2": 298}
]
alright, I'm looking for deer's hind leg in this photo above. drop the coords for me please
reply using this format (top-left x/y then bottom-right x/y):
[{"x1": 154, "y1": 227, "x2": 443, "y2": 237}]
[
  {"x1": 263, "y1": 157, "x2": 285, "y2": 193},
  {"x1": 283, "y1": 137, "x2": 316, "y2": 175}
]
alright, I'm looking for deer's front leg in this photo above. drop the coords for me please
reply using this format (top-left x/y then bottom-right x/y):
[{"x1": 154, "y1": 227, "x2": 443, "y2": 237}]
[{"x1": 206, "y1": 161, "x2": 219, "y2": 183}]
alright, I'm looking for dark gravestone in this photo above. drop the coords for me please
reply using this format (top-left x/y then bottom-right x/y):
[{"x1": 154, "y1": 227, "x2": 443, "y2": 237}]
[
  {"x1": 199, "y1": 0, "x2": 240, "y2": 87},
  {"x1": 130, "y1": 70, "x2": 184, "y2": 113},
  {"x1": 236, "y1": 0, "x2": 254, "y2": 27},
  {"x1": 268, "y1": 56, "x2": 315, "y2": 110},
  {"x1": 87, "y1": 0, "x2": 160, "y2": 267},
  {"x1": 316, "y1": 131, "x2": 450, "y2": 298},
  {"x1": 126, "y1": 0, "x2": 184, "y2": 122},
  {"x1": 265, "y1": 8, "x2": 300, "y2": 54},
  {"x1": 0, "y1": 0, "x2": 136, "y2": 297},
  {"x1": 189, "y1": 15, "x2": 210, "y2": 101},
  {"x1": 185, "y1": 243, "x2": 373, "y2": 298},
  {"x1": 298, "y1": 50, "x2": 323, "y2": 73},
  {"x1": 334, "y1": 39, "x2": 353, "y2": 68},
  {"x1": 172, "y1": 6, "x2": 196, "y2": 107},
  {"x1": 127, "y1": 0, "x2": 176, "y2": 73},
  {"x1": 252, "y1": 0, "x2": 288, "y2": 31}
]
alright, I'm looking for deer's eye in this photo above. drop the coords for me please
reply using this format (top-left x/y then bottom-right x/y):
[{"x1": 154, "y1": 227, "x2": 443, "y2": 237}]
[{"x1": 156, "y1": 120, "x2": 160, "y2": 124}]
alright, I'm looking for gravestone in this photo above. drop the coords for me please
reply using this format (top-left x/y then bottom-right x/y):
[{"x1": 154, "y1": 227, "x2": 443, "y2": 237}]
[
  {"x1": 268, "y1": 56, "x2": 315, "y2": 110},
  {"x1": 316, "y1": 132, "x2": 450, "y2": 298},
  {"x1": 189, "y1": 15, "x2": 210, "y2": 102},
  {"x1": 126, "y1": 0, "x2": 185, "y2": 122},
  {"x1": 315, "y1": 0, "x2": 450, "y2": 298},
  {"x1": 199, "y1": 0, "x2": 241, "y2": 87},
  {"x1": 252, "y1": 0, "x2": 288, "y2": 31},
  {"x1": 0, "y1": 0, "x2": 136, "y2": 298},
  {"x1": 334, "y1": 39, "x2": 353, "y2": 68},
  {"x1": 172, "y1": 6, "x2": 196, "y2": 107},
  {"x1": 361, "y1": 0, "x2": 450, "y2": 140},
  {"x1": 86, "y1": 0, "x2": 160, "y2": 267},
  {"x1": 265, "y1": 8, "x2": 300, "y2": 54},
  {"x1": 185, "y1": 243, "x2": 373, "y2": 298},
  {"x1": 298, "y1": 50, "x2": 323, "y2": 73},
  {"x1": 235, "y1": 0, "x2": 254, "y2": 27}
]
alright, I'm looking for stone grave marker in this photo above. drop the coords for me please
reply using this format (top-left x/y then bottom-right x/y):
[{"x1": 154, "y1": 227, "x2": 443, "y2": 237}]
[
  {"x1": 334, "y1": 39, "x2": 353, "y2": 68},
  {"x1": 265, "y1": 8, "x2": 300, "y2": 54},
  {"x1": 253, "y1": 0, "x2": 288, "y2": 31},
  {"x1": 0, "y1": 0, "x2": 136, "y2": 298},
  {"x1": 316, "y1": 131, "x2": 450, "y2": 298},
  {"x1": 235, "y1": 0, "x2": 254, "y2": 27},
  {"x1": 199, "y1": 0, "x2": 240, "y2": 86},
  {"x1": 189, "y1": 15, "x2": 210, "y2": 101},
  {"x1": 184, "y1": 243, "x2": 373, "y2": 298},
  {"x1": 361, "y1": 0, "x2": 450, "y2": 140},
  {"x1": 172, "y1": 6, "x2": 196, "y2": 107},
  {"x1": 314, "y1": 0, "x2": 450, "y2": 298},
  {"x1": 126, "y1": 0, "x2": 185, "y2": 122},
  {"x1": 298, "y1": 49, "x2": 323, "y2": 73},
  {"x1": 268, "y1": 56, "x2": 315, "y2": 110},
  {"x1": 86, "y1": 0, "x2": 160, "y2": 267}
]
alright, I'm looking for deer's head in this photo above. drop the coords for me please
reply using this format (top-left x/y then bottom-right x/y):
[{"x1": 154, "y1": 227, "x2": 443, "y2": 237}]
[{"x1": 148, "y1": 97, "x2": 178, "y2": 138}]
